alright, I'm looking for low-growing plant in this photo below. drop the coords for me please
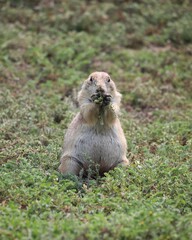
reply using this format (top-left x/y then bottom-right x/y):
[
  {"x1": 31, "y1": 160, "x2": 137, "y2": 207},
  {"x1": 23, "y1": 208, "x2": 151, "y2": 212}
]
[{"x1": 0, "y1": 0, "x2": 192, "y2": 239}]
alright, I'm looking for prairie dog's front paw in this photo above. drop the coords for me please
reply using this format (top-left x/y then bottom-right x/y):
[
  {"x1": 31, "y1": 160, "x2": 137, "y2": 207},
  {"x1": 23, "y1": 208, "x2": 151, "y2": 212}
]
[
  {"x1": 103, "y1": 94, "x2": 112, "y2": 106},
  {"x1": 91, "y1": 93, "x2": 103, "y2": 105}
]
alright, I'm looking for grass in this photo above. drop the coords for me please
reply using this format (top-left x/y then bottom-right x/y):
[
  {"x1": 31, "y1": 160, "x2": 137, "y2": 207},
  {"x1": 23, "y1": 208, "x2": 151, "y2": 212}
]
[{"x1": 0, "y1": 0, "x2": 192, "y2": 239}]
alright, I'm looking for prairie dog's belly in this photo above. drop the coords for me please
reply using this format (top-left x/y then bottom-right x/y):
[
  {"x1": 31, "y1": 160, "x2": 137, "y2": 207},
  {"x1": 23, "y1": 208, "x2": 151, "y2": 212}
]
[{"x1": 73, "y1": 125, "x2": 122, "y2": 168}]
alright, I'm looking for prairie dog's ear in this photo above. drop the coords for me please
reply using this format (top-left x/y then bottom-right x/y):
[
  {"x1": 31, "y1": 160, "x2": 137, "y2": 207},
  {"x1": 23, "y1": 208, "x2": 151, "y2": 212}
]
[
  {"x1": 77, "y1": 89, "x2": 82, "y2": 102},
  {"x1": 77, "y1": 80, "x2": 86, "y2": 99},
  {"x1": 79, "y1": 83, "x2": 84, "y2": 91},
  {"x1": 116, "y1": 91, "x2": 122, "y2": 100}
]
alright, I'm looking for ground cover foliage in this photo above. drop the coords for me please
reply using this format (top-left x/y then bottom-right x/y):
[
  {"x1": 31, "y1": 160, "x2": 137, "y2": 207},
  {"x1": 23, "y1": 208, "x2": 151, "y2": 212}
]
[{"x1": 0, "y1": 0, "x2": 192, "y2": 239}]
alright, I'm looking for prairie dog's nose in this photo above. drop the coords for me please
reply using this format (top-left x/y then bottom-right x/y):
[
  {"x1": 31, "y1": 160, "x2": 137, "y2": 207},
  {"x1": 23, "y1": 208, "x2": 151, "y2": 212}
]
[
  {"x1": 96, "y1": 83, "x2": 106, "y2": 93},
  {"x1": 96, "y1": 85, "x2": 105, "y2": 93}
]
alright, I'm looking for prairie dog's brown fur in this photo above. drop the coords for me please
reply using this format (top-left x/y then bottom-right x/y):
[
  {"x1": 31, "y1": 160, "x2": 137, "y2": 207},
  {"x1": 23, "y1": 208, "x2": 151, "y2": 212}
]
[{"x1": 59, "y1": 72, "x2": 129, "y2": 176}]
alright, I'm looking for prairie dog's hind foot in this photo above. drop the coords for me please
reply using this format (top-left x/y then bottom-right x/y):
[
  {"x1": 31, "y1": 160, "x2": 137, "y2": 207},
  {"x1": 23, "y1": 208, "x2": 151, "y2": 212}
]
[
  {"x1": 120, "y1": 158, "x2": 129, "y2": 166},
  {"x1": 59, "y1": 156, "x2": 83, "y2": 176}
]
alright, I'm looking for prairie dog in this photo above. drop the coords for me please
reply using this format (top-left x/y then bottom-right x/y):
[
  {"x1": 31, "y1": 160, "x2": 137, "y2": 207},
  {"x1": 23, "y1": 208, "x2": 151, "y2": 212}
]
[{"x1": 59, "y1": 72, "x2": 129, "y2": 177}]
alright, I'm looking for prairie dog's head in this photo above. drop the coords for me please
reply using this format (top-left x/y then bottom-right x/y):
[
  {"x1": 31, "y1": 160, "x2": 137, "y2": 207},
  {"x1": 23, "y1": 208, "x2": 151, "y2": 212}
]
[{"x1": 78, "y1": 72, "x2": 122, "y2": 104}]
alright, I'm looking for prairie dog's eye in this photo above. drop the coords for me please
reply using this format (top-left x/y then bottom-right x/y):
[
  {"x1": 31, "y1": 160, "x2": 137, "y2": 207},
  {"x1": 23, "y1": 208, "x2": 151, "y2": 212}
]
[
  {"x1": 107, "y1": 77, "x2": 111, "y2": 82},
  {"x1": 90, "y1": 76, "x2": 94, "y2": 82}
]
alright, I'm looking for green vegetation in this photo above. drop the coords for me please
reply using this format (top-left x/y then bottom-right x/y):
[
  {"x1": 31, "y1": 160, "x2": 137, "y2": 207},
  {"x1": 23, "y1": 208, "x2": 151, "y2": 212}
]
[{"x1": 0, "y1": 0, "x2": 192, "y2": 239}]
